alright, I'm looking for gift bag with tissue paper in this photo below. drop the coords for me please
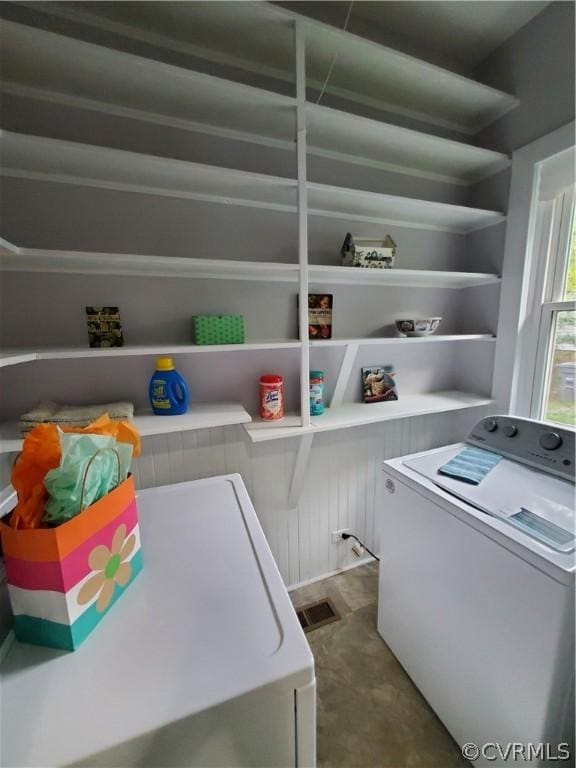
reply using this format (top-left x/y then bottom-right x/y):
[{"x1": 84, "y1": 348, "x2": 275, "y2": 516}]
[{"x1": 0, "y1": 420, "x2": 142, "y2": 651}]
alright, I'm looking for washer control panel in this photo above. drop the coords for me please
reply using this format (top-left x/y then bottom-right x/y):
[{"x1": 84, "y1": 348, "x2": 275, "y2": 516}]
[{"x1": 467, "y1": 415, "x2": 575, "y2": 483}]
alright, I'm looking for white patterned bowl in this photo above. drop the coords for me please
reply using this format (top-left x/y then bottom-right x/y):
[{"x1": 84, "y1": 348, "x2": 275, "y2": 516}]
[{"x1": 395, "y1": 318, "x2": 442, "y2": 337}]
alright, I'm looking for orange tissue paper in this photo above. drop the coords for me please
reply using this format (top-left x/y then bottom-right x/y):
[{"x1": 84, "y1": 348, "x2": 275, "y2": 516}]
[{"x1": 10, "y1": 415, "x2": 140, "y2": 530}]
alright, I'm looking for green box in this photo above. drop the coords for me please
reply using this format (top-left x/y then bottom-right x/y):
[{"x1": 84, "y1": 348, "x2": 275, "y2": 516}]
[{"x1": 193, "y1": 315, "x2": 245, "y2": 345}]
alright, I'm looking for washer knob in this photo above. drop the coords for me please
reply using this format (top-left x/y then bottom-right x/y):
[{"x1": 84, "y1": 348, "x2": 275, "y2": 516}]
[
  {"x1": 503, "y1": 424, "x2": 518, "y2": 437},
  {"x1": 483, "y1": 418, "x2": 498, "y2": 432},
  {"x1": 539, "y1": 432, "x2": 562, "y2": 451}
]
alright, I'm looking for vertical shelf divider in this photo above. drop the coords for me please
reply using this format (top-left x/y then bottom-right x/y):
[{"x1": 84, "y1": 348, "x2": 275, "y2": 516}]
[{"x1": 295, "y1": 19, "x2": 311, "y2": 429}]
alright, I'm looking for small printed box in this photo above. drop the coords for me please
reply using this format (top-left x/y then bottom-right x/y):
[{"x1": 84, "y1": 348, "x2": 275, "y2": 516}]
[
  {"x1": 0, "y1": 476, "x2": 142, "y2": 651},
  {"x1": 341, "y1": 233, "x2": 396, "y2": 269},
  {"x1": 193, "y1": 315, "x2": 245, "y2": 345},
  {"x1": 86, "y1": 306, "x2": 123, "y2": 348},
  {"x1": 362, "y1": 365, "x2": 398, "y2": 403},
  {"x1": 307, "y1": 294, "x2": 333, "y2": 340}
]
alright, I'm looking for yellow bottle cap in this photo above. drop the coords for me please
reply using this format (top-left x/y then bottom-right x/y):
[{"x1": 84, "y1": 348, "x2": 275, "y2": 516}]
[{"x1": 156, "y1": 357, "x2": 175, "y2": 371}]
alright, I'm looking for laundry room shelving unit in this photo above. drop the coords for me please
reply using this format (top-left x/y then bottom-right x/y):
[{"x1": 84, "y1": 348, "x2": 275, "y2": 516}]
[{"x1": 0, "y1": 1, "x2": 514, "y2": 454}]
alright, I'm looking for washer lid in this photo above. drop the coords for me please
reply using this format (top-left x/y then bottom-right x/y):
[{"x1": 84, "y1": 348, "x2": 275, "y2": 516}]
[
  {"x1": 402, "y1": 445, "x2": 575, "y2": 574},
  {"x1": 1, "y1": 475, "x2": 314, "y2": 768}
]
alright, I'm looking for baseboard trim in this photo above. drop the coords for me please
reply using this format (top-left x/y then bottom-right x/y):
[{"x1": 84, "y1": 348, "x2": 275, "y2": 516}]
[{"x1": 288, "y1": 556, "x2": 375, "y2": 592}]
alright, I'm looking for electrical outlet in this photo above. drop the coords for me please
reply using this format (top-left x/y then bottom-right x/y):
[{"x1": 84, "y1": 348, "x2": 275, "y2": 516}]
[{"x1": 331, "y1": 528, "x2": 350, "y2": 543}]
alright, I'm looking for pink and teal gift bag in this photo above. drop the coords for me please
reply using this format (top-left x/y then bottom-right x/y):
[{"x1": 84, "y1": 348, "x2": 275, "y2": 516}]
[{"x1": 0, "y1": 475, "x2": 142, "y2": 651}]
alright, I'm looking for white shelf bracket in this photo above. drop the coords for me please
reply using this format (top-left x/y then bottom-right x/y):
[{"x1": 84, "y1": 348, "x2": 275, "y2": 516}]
[
  {"x1": 288, "y1": 432, "x2": 314, "y2": 508},
  {"x1": 330, "y1": 343, "x2": 359, "y2": 408}
]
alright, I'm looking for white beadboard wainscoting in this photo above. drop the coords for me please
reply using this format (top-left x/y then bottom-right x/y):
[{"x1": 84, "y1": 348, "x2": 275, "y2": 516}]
[{"x1": 131, "y1": 405, "x2": 492, "y2": 588}]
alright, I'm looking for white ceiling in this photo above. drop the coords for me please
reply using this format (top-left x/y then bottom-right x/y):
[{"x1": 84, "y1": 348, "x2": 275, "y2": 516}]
[{"x1": 280, "y1": 1, "x2": 553, "y2": 73}]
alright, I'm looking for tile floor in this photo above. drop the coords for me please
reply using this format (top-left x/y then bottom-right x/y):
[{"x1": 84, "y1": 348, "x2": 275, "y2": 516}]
[{"x1": 290, "y1": 562, "x2": 469, "y2": 768}]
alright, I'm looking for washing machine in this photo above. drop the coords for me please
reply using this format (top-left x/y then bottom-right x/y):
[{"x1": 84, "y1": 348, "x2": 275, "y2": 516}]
[{"x1": 378, "y1": 415, "x2": 575, "y2": 767}]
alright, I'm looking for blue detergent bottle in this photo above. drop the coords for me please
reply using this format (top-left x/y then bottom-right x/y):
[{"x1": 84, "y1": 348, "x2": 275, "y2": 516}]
[{"x1": 149, "y1": 357, "x2": 189, "y2": 415}]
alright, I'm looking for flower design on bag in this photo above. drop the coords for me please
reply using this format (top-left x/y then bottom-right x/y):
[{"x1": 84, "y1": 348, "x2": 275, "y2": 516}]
[{"x1": 78, "y1": 524, "x2": 135, "y2": 613}]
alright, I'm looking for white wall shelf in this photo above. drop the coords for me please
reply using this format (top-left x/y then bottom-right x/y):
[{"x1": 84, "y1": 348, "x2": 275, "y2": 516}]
[
  {"x1": 0, "y1": 336, "x2": 494, "y2": 370},
  {"x1": 0, "y1": 20, "x2": 297, "y2": 152},
  {"x1": 0, "y1": 403, "x2": 252, "y2": 455},
  {"x1": 0, "y1": 240, "x2": 500, "y2": 288},
  {"x1": 295, "y1": 8, "x2": 518, "y2": 135},
  {"x1": 305, "y1": 104, "x2": 510, "y2": 185},
  {"x1": 243, "y1": 391, "x2": 494, "y2": 442},
  {"x1": 307, "y1": 183, "x2": 505, "y2": 234},
  {"x1": 0, "y1": 21, "x2": 510, "y2": 186},
  {"x1": 29, "y1": 0, "x2": 518, "y2": 134},
  {"x1": 0, "y1": 239, "x2": 298, "y2": 281},
  {"x1": 310, "y1": 335, "x2": 496, "y2": 347},
  {"x1": 0, "y1": 130, "x2": 298, "y2": 214},
  {"x1": 0, "y1": 131, "x2": 505, "y2": 233},
  {"x1": 311, "y1": 392, "x2": 494, "y2": 434},
  {"x1": 0, "y1": 342, "x2": 301, "y2": 369},
  {"x1": 0, "y1": 350, "x2": 38, "y2": 369},
  {"x1": 309, "y1": 265, "x2": 501, "y2": 289}
]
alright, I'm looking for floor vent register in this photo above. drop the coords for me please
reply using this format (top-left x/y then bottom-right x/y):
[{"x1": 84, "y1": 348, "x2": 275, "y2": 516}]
[{"x1": 296, "y1": 598, "x2": 340, "y2": 633}]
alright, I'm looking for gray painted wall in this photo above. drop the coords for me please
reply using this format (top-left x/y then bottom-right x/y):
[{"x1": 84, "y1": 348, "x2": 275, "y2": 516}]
[
  {"x1": 469, "y1": 0, "x2": 575, "y2": 211},
  {"x1": 475, "y1": 0, "x2": 575, "y2": 157}
]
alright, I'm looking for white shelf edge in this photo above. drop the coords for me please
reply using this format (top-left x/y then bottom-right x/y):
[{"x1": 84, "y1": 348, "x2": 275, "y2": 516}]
[
  {"x1": 0, "y1": 130, "x2": 298, "y2": 190},
  {"x1": 309, "y1": 265, "x2": 501, "y2": 289},
  {"x1": 0, "y1": 351, "x2": 38, "y2": 369},
  {"x1": 0, "y1": 337, "x2": 494, "y2": 370},
  {"x1": 243, "y1": 391, "x2": 494, "y2": 442},
  {"x1": 307, "y1": 181, "x2": 506, "y2": 235},
  {"x1": 19, "y1": 0, "x2": 298, "y2": 92},
  {"x1": 0, "y1": 81, "x2": 297, "y2": 157},
  {"x1": 0, "y1": 241, "x2": 502, "y2": 288},
  {"x1": 312, "y1": 392, "x2": 494, "y2": 436},
  {"x1": 0, "y1": 130, "x2": 298, "y2": 216},
  {"x1": 0, "y1": 19, "x2": 297, "y2": 108},
  {"x1": 310, "y1": 335, "x2": 496, "y2": 347},
  {"x1": 0, "y1": 168, "x2": 298, "y2": 218},
  {"x1": 0, "y1": 341, "x2": 301, "y2": 368},
  {"x1": 305, "y1": 102, "x2": 511, "y2": 186},
  {"x1": 0, "y1": 403, "x2": 252, "y2": 454},
  {"x1": 306, "y1": 144, "x2": 508, "y2": 189},
  {"x1": 0, "y1": 241, "x2": 299, "y2": 281},
  {"x1": 0, "y1": 18, "x2": 297, "y2": 156}
]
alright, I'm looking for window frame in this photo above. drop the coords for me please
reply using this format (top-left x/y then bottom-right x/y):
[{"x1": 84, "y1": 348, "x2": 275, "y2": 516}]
[
  {"x1": 529, "y1": 186, "x2": 575, "y2": 421},
  {"x1": 493, "y1": 121, "x2": 575, "y2": 423}
]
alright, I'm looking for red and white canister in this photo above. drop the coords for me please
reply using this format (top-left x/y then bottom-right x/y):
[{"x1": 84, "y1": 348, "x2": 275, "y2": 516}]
[{"x1": 259, "y1": 374, "x2": 285, "y2": 421}]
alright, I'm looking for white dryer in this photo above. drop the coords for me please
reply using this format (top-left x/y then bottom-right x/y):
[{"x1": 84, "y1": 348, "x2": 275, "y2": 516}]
[
  {"x1": 378, "y1": 416, "x2": 575, "y2": 767},
  {"x1": 1, "y1": 475, "x2": 316, "y2": 767}
]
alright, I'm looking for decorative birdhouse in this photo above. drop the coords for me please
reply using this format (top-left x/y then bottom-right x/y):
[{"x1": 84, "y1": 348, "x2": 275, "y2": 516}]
[{"x1": 340, "y1": 233, "x2": 397, "y2": 269}]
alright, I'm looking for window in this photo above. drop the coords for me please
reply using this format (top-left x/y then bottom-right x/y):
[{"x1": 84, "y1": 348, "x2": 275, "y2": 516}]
[
  {"x1": 532, "y1": 187, "x2": 575, "y2": 427},
  {"x1": 495, "y1": 127, "x2": 575, "y2": 421}
]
